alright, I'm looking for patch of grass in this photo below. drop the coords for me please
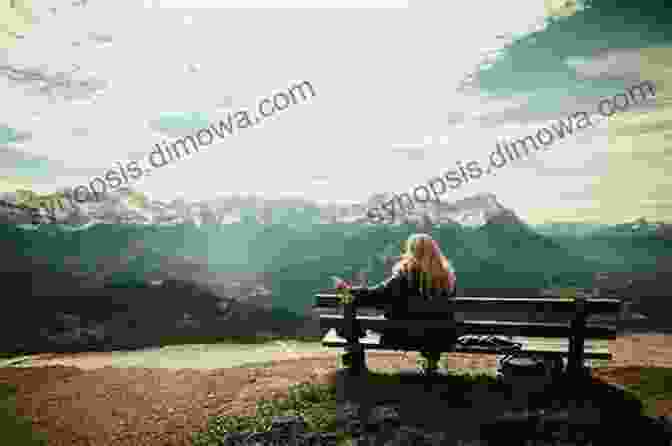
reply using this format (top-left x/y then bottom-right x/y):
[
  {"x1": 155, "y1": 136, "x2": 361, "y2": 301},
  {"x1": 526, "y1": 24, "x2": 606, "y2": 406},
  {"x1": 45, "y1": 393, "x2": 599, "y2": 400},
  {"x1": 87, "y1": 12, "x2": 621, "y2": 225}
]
[
  {"x1": 360, "y1": 366, "x2": 504, "y2": 411},
  {"x1": 0, "y1": 383, "x2": 49, "y2": 446},
  {"x1": 364, "y1": 366, "x2": 497, "y2": 387},
  {"x1": 0, "y1": 384, "x2": 17, "y2": 400},
  {"x1": 1, "y1": 334, "x2": 324, "y2": 361},
  {"x1": 192, "y1": 366, "x2": 500, "y2": 445},
  {"x1": 0, "y1": 351, "x2": 33, "y2": 360},
  {"x1": 229, "y1": 360, "x2": 277, "y2": 369},
  {"x1": 158, "y1": 333, "x2": 322, "y2": 348},
  {"x1": 192, "y1": 357, "x2": 669, "y2": 444},
  {"x1": 619, "y1": 367, "x2": 672, "y2": 417},
  {"x1": 191, "y1": 380, "x2": 347, "y2": 445},
  {"x1": 336, "y1": 435, "x2": 355, "y2": 446}
]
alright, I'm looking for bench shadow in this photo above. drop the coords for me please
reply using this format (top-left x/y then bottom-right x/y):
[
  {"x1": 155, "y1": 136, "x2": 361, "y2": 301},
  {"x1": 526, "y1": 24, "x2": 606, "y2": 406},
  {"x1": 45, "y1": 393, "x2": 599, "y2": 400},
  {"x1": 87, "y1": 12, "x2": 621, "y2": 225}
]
[{"x1": 336, "y1": 367, "x2": 668, "y2": 445}]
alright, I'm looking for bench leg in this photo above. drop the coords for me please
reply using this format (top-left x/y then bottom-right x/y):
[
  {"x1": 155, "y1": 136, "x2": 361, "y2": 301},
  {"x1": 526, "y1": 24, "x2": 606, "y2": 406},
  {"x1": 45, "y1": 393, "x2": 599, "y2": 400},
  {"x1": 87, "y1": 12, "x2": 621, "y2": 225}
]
[
  {"x1": 419, "y1": 351, "x2": 441, "y2": 377},
  {"x1": 343, "y1": 344, "x2": 366, "y2": 376},
  {"x1": 424, "y1": 358, "x2": 439, "y2": 376},
  {"x1": 547, "y1": 357, "x2": 564, "y2": 380}
]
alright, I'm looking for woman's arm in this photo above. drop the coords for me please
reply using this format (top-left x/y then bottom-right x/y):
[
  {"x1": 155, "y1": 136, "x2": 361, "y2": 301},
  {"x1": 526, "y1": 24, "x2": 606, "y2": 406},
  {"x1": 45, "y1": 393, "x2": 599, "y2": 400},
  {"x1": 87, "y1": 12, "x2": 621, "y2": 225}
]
[
  {"x1": 447, "y1": 270, "x2": 457, "y2": 297},
  {"x1": 351, "y1": 271, "x2": 406, "y2": 307}
]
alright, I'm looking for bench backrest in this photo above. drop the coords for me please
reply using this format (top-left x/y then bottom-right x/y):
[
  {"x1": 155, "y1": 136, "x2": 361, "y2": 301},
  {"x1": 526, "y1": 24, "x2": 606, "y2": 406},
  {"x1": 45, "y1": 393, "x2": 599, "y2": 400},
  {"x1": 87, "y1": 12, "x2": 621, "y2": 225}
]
[
  {"x1": 314, "y1": 290, "x2": 622, "y2": 341},
  {"x1": 315, "y1": 291, "x2": 622, "y2": 376},
  {"x1": 314, "y1": 291, "x2": 621, "y2": 318}
]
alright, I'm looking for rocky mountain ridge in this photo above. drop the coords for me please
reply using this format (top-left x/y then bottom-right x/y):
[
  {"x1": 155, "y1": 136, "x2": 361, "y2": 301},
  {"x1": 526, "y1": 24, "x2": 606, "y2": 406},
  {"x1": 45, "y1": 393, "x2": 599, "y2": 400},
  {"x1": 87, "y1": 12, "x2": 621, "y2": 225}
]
[
  {"x1": 1, "y1": 186, "x2": 669, "y2": 236},
  {"x1": 0, "y1": 188, "x2": 542, "y2": 228}
]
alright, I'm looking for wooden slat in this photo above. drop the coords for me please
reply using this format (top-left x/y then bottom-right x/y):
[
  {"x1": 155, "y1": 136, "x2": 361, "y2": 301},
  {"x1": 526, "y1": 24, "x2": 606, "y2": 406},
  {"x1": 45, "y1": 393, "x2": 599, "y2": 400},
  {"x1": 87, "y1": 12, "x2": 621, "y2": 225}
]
[
  {"x1": 319, "y1": 314, "x2": 616, "y2": 339},
  {"x1": 511, "y1": 336, "x2": 611, "y2": 358},
  {"x1": 314, "y1": 294, "x2": 621, "y2": 315},
  {"x1": 321, "y1": 329, "x2": 612, "y2": 359},
  {"x1": 319, "y1": 314, "x2": 457, "y2": 330},
  {"x1": 458, "y1": 320, "x2": 616, "y2": 339}
]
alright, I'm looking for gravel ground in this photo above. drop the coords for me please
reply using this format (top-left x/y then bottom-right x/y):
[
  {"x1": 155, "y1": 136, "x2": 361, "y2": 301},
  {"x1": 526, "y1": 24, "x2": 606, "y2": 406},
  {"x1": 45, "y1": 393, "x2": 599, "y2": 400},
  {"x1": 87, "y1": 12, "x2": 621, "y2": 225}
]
[{"x1": 0, "y1": 333, "x2": 671, "y2": 445}]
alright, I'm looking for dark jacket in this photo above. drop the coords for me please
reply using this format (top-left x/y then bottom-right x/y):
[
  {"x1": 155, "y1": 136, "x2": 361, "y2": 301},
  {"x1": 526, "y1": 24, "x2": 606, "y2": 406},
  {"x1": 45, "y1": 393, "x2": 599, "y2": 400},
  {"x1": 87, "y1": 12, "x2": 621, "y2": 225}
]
[
  {"x1": 351, "y1": 268, "x2": 457, "y2": 349},
  {"x1": 352, "y1": 268, "x2": 457, "y2": 319}
]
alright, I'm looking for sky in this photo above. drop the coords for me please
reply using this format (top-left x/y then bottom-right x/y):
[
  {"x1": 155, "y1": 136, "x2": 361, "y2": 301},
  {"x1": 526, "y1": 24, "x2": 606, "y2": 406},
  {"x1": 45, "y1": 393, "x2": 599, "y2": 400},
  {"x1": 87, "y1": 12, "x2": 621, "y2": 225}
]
[{"x1": 1, "y1": 0, "x2": 671, "y2": 224}]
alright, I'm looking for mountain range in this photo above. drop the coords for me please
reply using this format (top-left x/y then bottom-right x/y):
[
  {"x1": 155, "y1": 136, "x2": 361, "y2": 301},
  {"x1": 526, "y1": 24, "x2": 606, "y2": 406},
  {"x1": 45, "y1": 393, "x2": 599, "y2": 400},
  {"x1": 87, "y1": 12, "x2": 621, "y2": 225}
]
[
  {"x1": 2, "y1": 185, "x2": 669, "y2": 235},
  {"x1": 0, "y1": 186, "x2": 669, "y2": 355}
]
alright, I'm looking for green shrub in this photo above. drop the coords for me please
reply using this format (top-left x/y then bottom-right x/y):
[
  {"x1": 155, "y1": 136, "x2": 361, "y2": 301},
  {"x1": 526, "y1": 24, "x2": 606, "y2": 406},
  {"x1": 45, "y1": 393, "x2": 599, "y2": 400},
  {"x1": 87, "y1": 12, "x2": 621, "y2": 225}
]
[
  {"x1": 0, "y1": 383, "x2": 48, "y2": 446},
  {"x1": 191, "y1": 381, "x2": 339, "y2": 445},
  {"x1": 192, "y1": 360, "x2": 668, "y2": 445},
  {"x1": 621, "y1": 367, "x2": 672, "y2": 417}
]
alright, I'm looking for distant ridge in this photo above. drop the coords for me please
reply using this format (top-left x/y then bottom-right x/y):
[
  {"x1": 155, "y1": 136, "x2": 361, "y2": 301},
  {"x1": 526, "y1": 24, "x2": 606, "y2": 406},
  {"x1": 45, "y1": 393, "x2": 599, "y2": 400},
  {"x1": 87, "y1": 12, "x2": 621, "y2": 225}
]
[{"x1": 0, "y1": 185, "x2": 668, "y2": 236}]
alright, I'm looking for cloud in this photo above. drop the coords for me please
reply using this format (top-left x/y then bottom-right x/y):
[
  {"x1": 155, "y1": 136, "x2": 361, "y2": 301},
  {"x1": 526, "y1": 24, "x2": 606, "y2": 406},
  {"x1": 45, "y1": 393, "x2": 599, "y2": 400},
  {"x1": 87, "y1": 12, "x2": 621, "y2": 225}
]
[
  {"x1": 0, "y1": 124, "x2": 32, "y2": 144},
  {"x1": 87, "y1": 32, "x2": 113, "y2": 45},
  {"x1": 0, "y1": 145, "x2": 66, "y2": 181},
  {"x1": 565, "y1": 48, "x2": 642, "y2": 82},
  {"x1": 389, "y1": 146, "x2": 426, "y2": 160},
  {"x1": 0, "y1": 145, "x2": 41, "y2": 163},
  {"x1": 0, "y1": 0, "x2": 34, "y2": 49},
  {"x1": 125, "y1": 150, "x2": 148, "y2": 161},
  {"x1": 544, "y1": 0, "x2": 586, "y2": 20},
  {"x1": 458, "y1": 94, "x2": 540, "y2": 128},
  {"x1": 474, "y1": 99, "x2": 580, "y2": 129},
  {"x1": 71, "y1": 127, "x2": 89, "y2": 137},
  {"x1": 214, "y1": 96, "x2": 234, "y2": 112},
  {"x1": 610, "y1": 116, "x2": 672, "y2": 138},
  {"x1": 0, "y1": 142, "x2": 105, "y2": 183},
  {"x1": 146, "y1": 112, "x2": 212, "y2": 138},
  {"x1": 0, "y1": 63, "x2": 108, "y2": 103},
  {"x1": 392, "y1": 136, "x2": 426, "y2": 161},
  {"x1": 311, "y1": 175, "x2": 330, "y2": 185},
  {"x1": 446, "y1": 112, "x2": 467, "y2": 127},
  {"x1": 513, "y1": 155, "x2": 607, "y2": 178},
  {"x1": 473, "y1": 80, "x2": 659, "y2": 130}
]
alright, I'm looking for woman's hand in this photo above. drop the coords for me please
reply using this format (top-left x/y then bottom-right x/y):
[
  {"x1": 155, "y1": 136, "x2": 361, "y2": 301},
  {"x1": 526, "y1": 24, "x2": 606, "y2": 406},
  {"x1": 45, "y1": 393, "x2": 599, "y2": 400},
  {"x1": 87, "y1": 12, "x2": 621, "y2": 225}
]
[{"x1": 332, "y1": 277, "x2": 355, "y2": 304}]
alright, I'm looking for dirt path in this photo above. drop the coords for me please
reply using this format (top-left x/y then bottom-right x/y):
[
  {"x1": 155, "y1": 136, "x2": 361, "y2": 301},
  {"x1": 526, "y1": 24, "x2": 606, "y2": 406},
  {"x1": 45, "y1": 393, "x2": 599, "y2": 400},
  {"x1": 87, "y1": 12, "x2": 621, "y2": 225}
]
[
  {"x1": 0, "y1": 340, "x2": 338, "y2": 370},
  {"x1": 1, "y1": 333, "x2": 671, "y2": 446}
]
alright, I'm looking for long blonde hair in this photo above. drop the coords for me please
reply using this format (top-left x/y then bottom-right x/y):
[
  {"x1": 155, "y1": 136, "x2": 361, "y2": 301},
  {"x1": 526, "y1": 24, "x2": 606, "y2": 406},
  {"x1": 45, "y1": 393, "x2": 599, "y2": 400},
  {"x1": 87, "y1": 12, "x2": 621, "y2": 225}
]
[{"x1": 393, "y1": 233, "x2": 455, "y2": 294}]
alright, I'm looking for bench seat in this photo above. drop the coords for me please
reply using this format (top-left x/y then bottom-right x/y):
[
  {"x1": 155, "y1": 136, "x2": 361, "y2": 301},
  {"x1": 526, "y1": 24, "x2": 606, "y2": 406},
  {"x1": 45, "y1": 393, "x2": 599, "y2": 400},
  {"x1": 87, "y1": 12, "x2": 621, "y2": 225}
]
[
  {"x1": 321, "y1": 328, "x2": 612, "y2": 359},
  {"x1": 319, "y1": 314, "x2": 617, "y2": 339}
]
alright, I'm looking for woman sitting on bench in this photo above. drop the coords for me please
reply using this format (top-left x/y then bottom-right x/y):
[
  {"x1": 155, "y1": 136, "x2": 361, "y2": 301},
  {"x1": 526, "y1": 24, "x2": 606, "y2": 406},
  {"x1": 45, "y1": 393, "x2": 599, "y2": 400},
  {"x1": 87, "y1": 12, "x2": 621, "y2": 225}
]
[{"x1": 351, "y1": 233, "x2": 457, "y2": 372}]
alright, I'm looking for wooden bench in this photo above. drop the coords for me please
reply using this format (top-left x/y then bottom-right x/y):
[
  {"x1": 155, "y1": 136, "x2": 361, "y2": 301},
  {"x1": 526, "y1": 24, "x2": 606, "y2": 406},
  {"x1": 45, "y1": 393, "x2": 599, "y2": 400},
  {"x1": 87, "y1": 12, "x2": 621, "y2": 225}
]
[{"x1": 313, "y1": 291, "x2": 622, "y2": 380}]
